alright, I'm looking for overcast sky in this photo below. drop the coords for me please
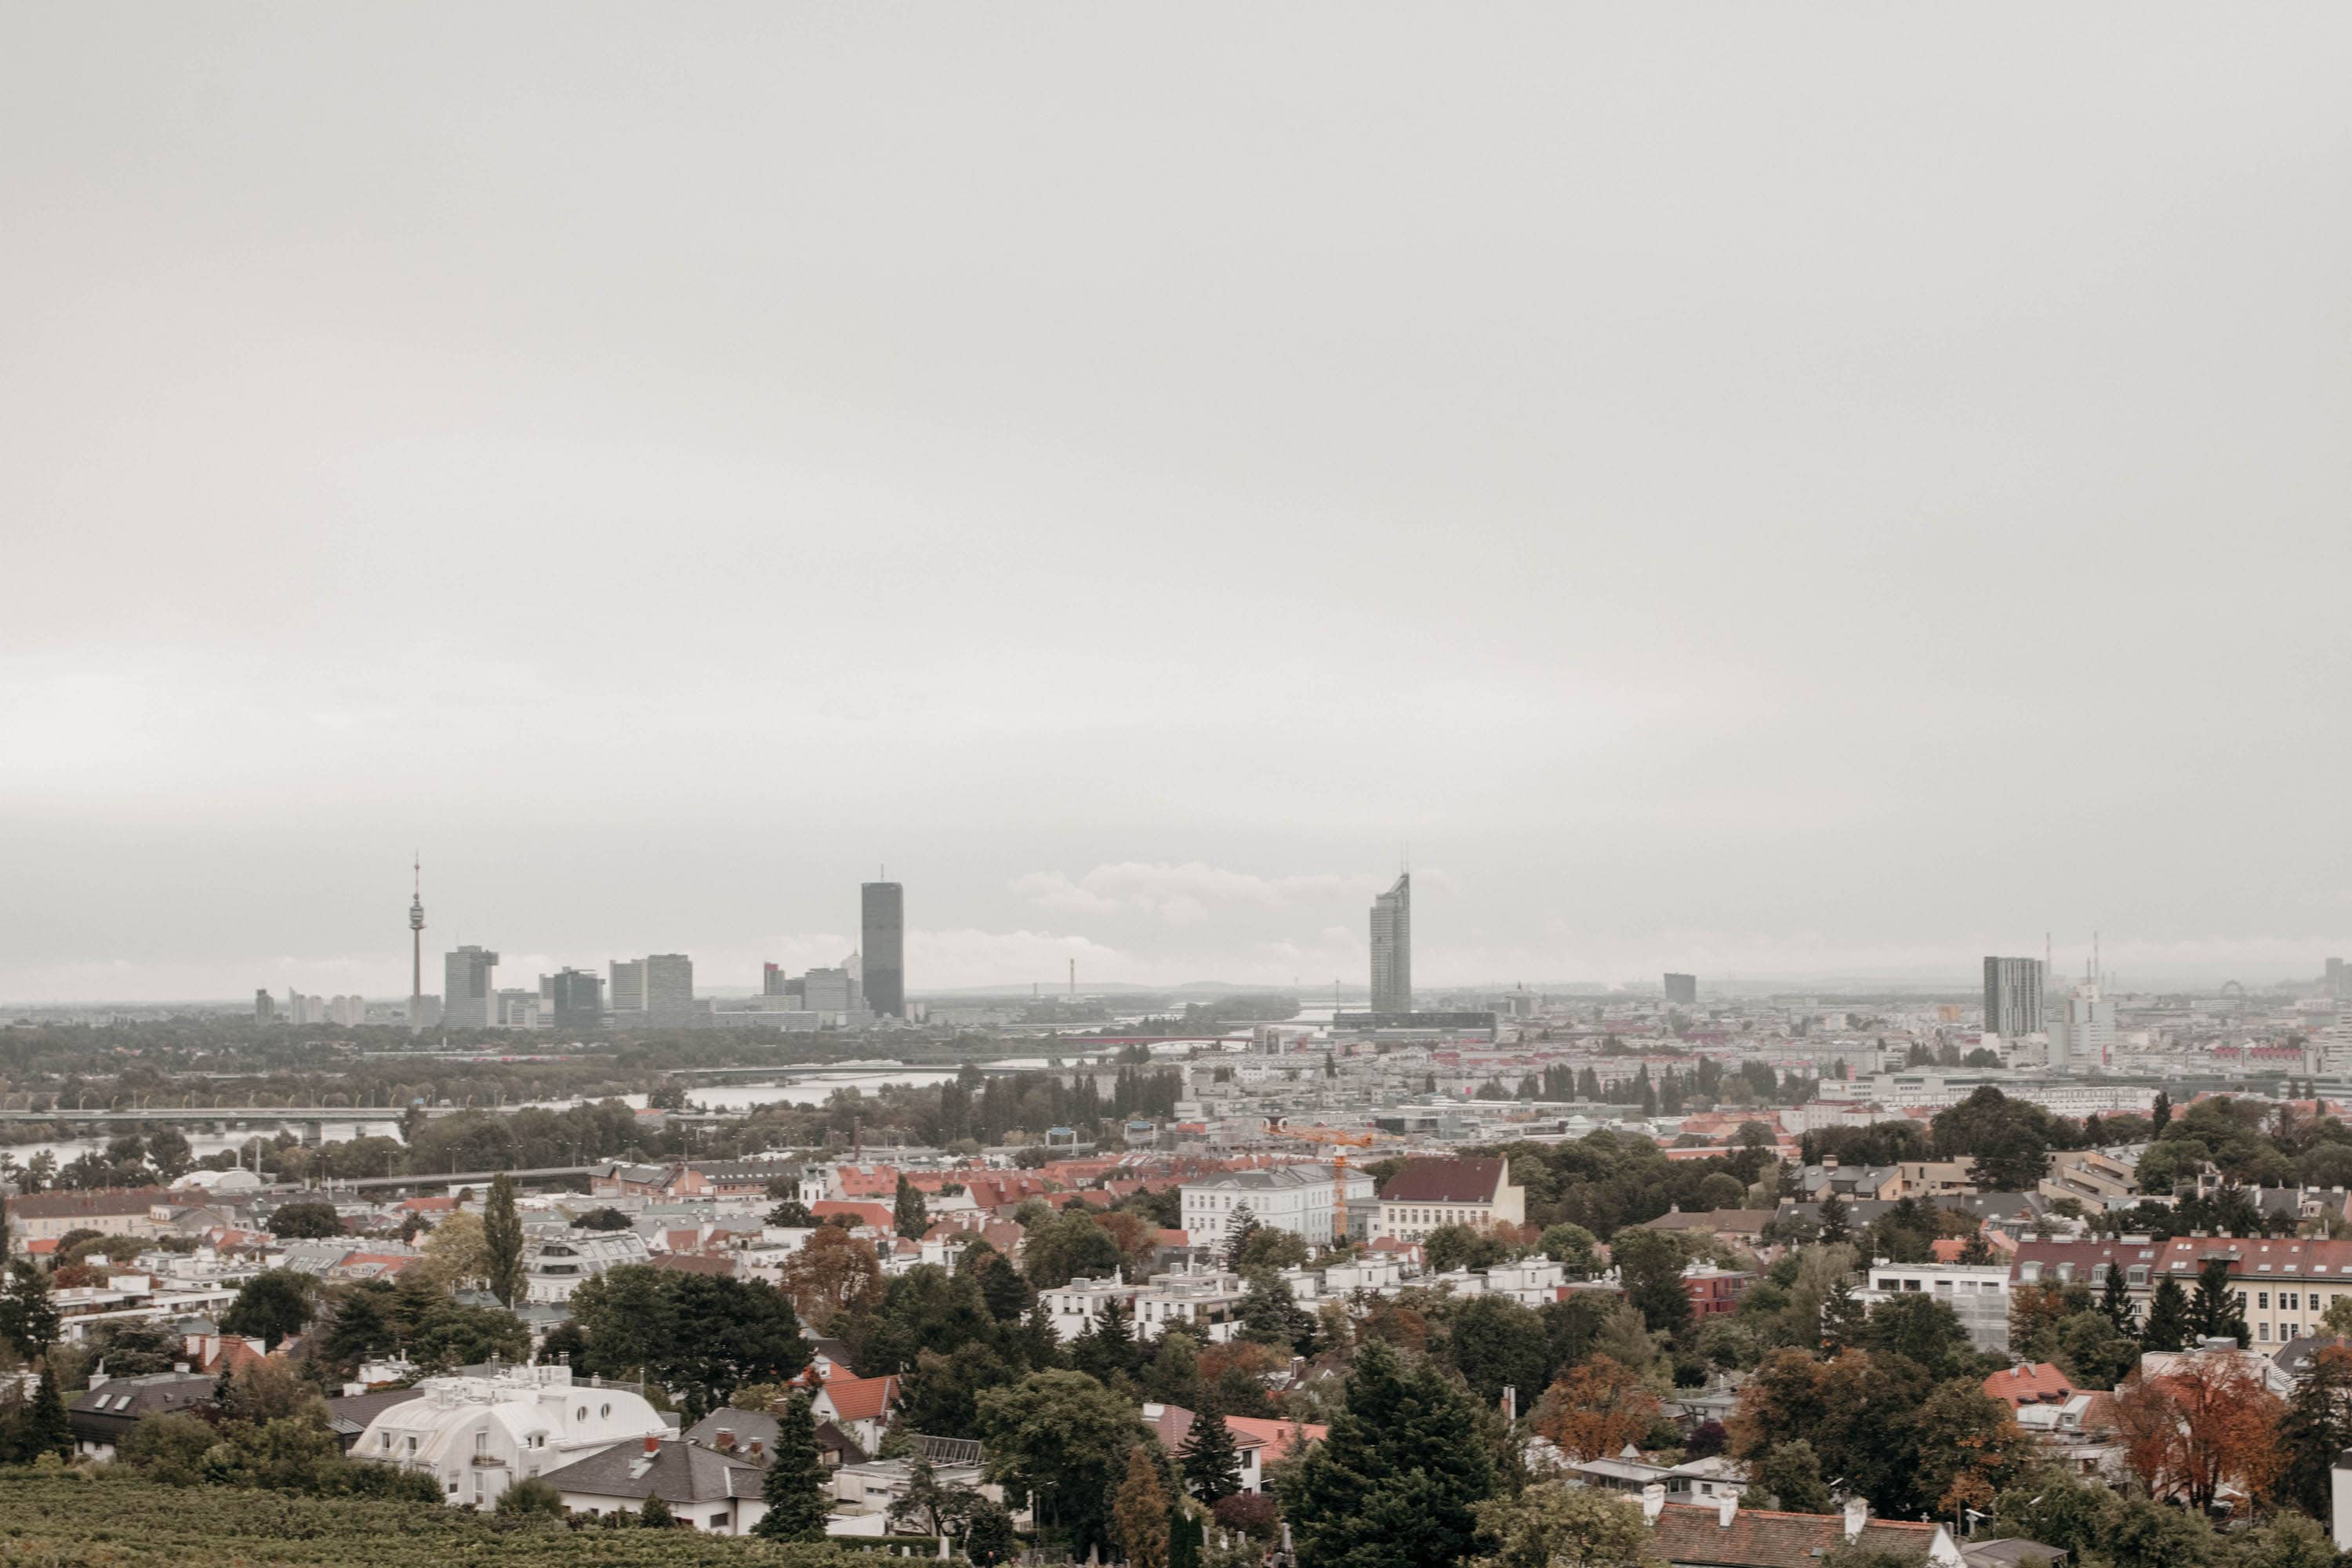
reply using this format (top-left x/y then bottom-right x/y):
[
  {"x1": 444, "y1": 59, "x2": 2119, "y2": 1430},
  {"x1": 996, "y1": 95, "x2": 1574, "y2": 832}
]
[{"x1": 5, "y1": 7, "x2": 2351, "y2": 1003}]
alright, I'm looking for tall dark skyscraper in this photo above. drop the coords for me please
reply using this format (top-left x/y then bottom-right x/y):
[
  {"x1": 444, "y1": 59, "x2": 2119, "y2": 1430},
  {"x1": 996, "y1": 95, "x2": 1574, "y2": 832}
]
[
  {"x1": 862, "y1": 880, "x2": 905, "y2": 1018},
  {"x1": 1370, "y1": 873, "x2": 1411, "y2": 1013},
  {"x1": 1663, "y1": 972, "x2": 1697, "y2": 1007},
  {"x1": 1983, "y1": 955, "x2": 2045, "y2": 1040},
  {"x1": 546, "y1": 967, "x2": 603, "y2": 1031}
]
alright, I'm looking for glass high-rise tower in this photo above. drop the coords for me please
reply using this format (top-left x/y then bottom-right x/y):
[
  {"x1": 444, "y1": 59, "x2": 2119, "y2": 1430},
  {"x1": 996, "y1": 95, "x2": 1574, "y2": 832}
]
[
  {"x1": 863, "y1": 881, "x2": 905, "y2": 1018},
  {"x1": 1370, "y1": 873, "x2": 1411, "y2": 1013}
]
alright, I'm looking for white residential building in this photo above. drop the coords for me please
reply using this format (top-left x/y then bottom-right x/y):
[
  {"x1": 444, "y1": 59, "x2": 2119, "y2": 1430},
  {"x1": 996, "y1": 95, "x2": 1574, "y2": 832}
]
[
  {"x1": 1181, "y1": 1163, "x2": 1373, "y2": 1247},
  {"x1": 524, "y1": 1229, "x2": 653, "y2": 1305},
  {"x1": 1855, "y1": 1261, "x2": 2014, "y2": 1352},
  {"x1": 353, "y1": 1363, "x2": 673, "y2": 1509}
]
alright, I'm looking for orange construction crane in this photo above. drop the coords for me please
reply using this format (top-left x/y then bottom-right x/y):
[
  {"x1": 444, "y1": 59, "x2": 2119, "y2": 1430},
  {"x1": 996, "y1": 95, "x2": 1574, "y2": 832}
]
[{"x1": 1262, "y1": 1117, "x2": 1380, "y2": 1246}]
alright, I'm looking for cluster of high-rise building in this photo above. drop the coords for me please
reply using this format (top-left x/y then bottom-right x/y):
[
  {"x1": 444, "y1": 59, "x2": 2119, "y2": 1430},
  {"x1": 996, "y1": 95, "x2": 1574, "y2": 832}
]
[
  {"x1": 267, "y1": 875, "x2": 914, "y2": 1033},
  {"x1": 253, "y1": 989, "x2": 366, "y2": 1027}
]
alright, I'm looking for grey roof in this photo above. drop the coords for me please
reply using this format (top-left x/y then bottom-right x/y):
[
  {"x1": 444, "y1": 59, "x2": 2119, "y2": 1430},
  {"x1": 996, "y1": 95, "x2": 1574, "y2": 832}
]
[
  {"x1": 683, "y1": 1406, "x2": 868, "y2": 1462},
  {"x1": 2274, "y1": 1334, "x2": 2346, "y2": 1377},
  {"x1": 325, "y1": 1387, "x2": 424, "y2": 1439},
  {"x1": 67, "y1": 1372, "x2": 216, "y2": 1447},
  {"x1": 541, "y1": 1439, "x2": 768, "y2": 1503}
]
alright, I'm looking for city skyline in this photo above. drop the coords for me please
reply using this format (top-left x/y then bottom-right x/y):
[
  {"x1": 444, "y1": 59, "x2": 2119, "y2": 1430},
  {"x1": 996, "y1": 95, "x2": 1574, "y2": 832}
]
[{"x1": 8, "y1": 11, "x2": 2352, "y2": 1004}]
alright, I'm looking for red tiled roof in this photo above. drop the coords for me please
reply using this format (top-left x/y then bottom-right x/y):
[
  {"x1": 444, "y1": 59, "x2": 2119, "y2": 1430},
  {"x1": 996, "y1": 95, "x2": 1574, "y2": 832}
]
[
  {"x1": 1377, "y1": 1157, "x2": 1505, "y2": 1205},
  {"x1": 813, "y1": 1201, "x2": 894, "y2": 1230},
  {"x1": 653, "y1": 1252, "x2": 738, "y2": 1278},
  {"x1": 1984, "y1": 1362, "x2": 2078, "y2": 1409},
  {"x1": 1146, "y1": 1406, "x2": 1327, "y2": 1461},
  {"x1": 815, "y1": 1374, "x2": 900, "y2": 1423}
]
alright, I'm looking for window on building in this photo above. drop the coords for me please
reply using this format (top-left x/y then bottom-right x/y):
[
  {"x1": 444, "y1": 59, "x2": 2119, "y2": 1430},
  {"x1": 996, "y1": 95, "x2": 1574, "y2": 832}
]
[{"x1": 2259, "y1": 1292, "x2": 2270, "y2": 1310}]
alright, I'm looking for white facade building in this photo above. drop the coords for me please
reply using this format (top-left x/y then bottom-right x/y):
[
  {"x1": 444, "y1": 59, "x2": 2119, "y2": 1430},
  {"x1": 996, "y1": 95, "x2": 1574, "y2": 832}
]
[
  {"x1": 1181, "y1": 1163, "x2": 1373, "y2": 1247},
  {"x1": 353, "y1": 1363, "x2": 673, "y2": 1509},
  {"x1": 524, "y1": 1229, "x2": 652, "y2": 1305}
]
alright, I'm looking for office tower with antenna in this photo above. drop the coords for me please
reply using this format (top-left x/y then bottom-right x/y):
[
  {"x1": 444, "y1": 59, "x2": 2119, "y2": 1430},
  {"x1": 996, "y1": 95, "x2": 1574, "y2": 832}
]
[{"x1": 1370, "y1": 872, "x2": 1412, "y2": 1013}]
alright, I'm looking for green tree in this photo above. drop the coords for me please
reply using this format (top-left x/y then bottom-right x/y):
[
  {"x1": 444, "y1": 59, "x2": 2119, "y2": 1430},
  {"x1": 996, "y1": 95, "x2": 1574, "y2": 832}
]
[
  {"x1": 1817, "y1": 1193, "x2": 1851, "y2": 1245},
  {"x1": 1170, "y1": 1508, "x2": 1205, "y2": 1568},
  {"x1": 267, "y1": 1202, "x2": 344, "y2": 1240},
  {"x1": 0, "y1": 1265, "x2": 63, "y2": 1358},
  {"x1": 1425, "y1": 1223, "x2": 1512, "y2": 1276},
  {"x1": 222, "y1": 1269, "x2": 315, "y2": 1351},
  {"x1": 24, "y1": 1367, "x2": 71, "y2": 1460},
  {"x1": 894, "y1": 1175, "x2": 931, "y2": 1241},
  {"x1": 2276, "y1": 1341, "x2": 2352, "y2": 1519},
  {"x1": 2186, "y1": 1258, "x2": 2249, "y2": 1345},
  {"x1": 1610, "y1": 1228, "x2": 1693, "y2": 1337},
  {"x1": 1448, "y1": 1295, "x2": 1554, "y2": 1406},
  {"x1": 1238, "y1": 1227, "x2": 1312, "y2": 1273},
  {"x1": 481, "y1": 1173, "x2": 525, "y2": 1308},
  {"x1": 639, "y1": 1494, "x2": 676, "y2": 1527},
  {"x1": 1861, "y1": 1294, "x2": 1976, "y2": 1381},
  {"x1": 1223, "y1": 1205, "x2": 1261, "y2": 1271},
  {"x1": 1178, "y1": 1406, "x2": 1243, "y2": 1502},
  {"x1": 2098, "y1": 1265, "x2": 2137, "y2": 1337},
  {"x1": 1280, "y1": 1338, "x2": 1495, "y2": 1568},
  {"x1": 1025, "y1": 1211, "x2": 1123, "y2": 1290},
  {"x1": 1472, "y1": 1482, "x2": 1664, "y2": 1568},
  {"x1": 1751, "y1": 1440, "x2": 1831, "y2": 1513},
  {"x1": 2142, "y1": 1276, "x2": 2191, "y2": 1351},
  {"x1": 976, "y1": 1369, "x2": 1145, "y2": 1557},
  {"x1": 496, "y1": 1476, "x2": 565, "y2": 1517},
  {"x1": 754, "y1": 1392, "x2": 833, "y2": 1541},
  {"x1": 571, "y1": 1265, "x2": 808, "y2": 1417},
  {"x1": 966, "y1": 1498, "x2": 1018, "y2": 1566},
  {"x1": 576, "y1": 1206, "x2": 635, "y2": 1231},
  {"x1": 1539, "y1": 1225, "x2": 1600, "y2": 1277},
  {"x1": 1820, "y1": 1276, "x2": 1868, "y2": 1352},
  {"x1": 2052, "y1": 1312, "x2": 2139, "y2": 1390}
]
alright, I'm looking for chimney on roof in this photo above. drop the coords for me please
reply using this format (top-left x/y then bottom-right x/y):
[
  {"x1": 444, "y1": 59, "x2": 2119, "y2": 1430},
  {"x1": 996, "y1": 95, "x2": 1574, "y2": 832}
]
[
  {"x1": 750, "y1": 1439, "x2": 764, "y2": 1460},
  {"x1": 1717, "y1": 1493, "x2": 1738, "y2": 1527},
  {"x1": 644, "y1": 1434, "x2": 659, "y2": 1455},
  {"x1": 1843, "y1": 1498, "x2": 1867, "y2": 1540},
  {"x1": 1641, "y1": 1484, "x2": 1666, "y2": 1523},
  {"x1": 715, "y1": 1428, "x2": 734, "y2": 1452}
]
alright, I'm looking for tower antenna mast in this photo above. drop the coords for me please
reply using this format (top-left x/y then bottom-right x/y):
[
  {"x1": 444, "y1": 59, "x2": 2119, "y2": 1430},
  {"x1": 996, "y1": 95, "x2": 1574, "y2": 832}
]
[{"x1": 408, "y1": 853, "x2": 426, "y2": 1035}]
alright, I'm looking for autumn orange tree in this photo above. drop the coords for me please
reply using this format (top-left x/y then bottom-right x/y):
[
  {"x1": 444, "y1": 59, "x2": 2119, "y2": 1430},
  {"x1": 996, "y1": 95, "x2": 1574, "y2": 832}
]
[
  {"x1": 2112, "y1": 1355, "x2": 2284, "y2": 1512},
  {"x1": 777, "y1": 1225, "x2": 884, "y2": 1330},
  {"x1": 1533, "y1": 1354, "x2": 1661, "y2": 1461}
]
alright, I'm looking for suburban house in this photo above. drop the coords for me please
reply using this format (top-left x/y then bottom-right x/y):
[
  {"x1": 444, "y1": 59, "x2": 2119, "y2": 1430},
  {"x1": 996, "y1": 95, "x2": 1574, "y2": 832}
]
[
  {"x1": 681, "y1": 1406, "x2": 868, "y2": 1470},
  {"x1": 1369, "y1": 1157, "x2": 1525, "y2": 1243},
  {"x1": 66, "y1": 1370, "x2": 216, "y2": 1461},
  {"x1": 807, "y1": 1372, "x2": 901, "y2": 1453},
  {"x1": 542, "y1": 1433, "x2": 770, "y2": 1533},
  {"x1": 1142, "y1": 1403, "x2": 1327, "y2": 1495}
]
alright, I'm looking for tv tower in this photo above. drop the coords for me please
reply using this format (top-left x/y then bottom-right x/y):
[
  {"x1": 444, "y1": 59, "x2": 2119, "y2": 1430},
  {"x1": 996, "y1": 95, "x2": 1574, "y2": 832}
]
[{"x1": 408, "y1": 855, "x2": 426, "y2": 1034}]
